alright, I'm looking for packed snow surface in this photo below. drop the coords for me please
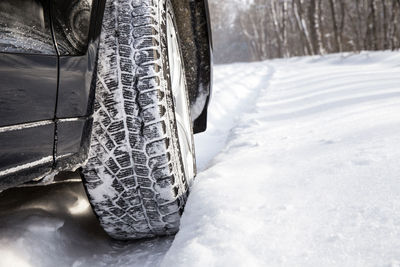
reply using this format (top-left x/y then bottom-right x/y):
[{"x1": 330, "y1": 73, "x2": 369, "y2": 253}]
[{"x1": 1, "y1": 51, "x2": 400, "y2": 267}]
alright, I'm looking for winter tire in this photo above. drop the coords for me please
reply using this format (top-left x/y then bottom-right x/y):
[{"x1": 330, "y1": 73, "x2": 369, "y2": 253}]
[{"x1": 81, "y1": 0, "x2": 196, "y2": 240}]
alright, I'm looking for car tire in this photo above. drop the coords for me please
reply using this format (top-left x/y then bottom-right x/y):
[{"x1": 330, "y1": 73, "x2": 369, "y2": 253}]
[{"x1": 81, "y1": 0, "x2": 196, "y2": 240}]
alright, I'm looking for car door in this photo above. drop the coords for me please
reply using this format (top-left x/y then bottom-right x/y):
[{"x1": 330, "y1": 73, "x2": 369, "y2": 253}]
[{"x1": 0, "y1": 0, "x2": 57, "y2": 185}]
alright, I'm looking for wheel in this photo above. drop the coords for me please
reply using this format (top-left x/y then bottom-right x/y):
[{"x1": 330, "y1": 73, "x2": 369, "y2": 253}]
[{"x1": 81, "y1": 0, "x2": 196, "y2": 240}]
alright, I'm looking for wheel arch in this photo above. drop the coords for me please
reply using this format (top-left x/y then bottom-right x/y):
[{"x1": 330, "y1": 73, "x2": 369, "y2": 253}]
[
  {"x1": 52, "y1": 0, "x2": 212, "y2": 133},
  {"x1": 171, "y1": 0, "x2": 212, "y2": 134}
]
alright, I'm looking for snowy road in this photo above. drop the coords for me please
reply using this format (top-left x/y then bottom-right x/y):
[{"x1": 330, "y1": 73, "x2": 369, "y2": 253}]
[{"x1": 1, "y1": 51, "x2": 400, "y2": 267}]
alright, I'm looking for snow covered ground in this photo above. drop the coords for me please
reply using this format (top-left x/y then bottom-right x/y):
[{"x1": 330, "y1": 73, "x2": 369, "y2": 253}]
[{"x1": 1, "y1": 51, "x2": 400, "y2": 267}]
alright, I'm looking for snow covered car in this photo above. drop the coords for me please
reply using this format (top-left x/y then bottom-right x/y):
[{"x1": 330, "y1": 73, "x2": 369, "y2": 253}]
[{"x1": 0, "y1": 0, "x2": 212, "y2": 239}]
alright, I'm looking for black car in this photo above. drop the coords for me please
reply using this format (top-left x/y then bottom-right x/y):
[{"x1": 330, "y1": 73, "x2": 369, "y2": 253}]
[{"x1": 0, "y1": 0, "x2": 212, "y2": 240}]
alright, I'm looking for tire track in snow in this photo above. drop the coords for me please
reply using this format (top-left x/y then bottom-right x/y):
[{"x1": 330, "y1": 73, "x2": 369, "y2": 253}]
[
  {"x1": 0, "y1": 62, "x2": 274, "y2": 267},
  {"x1": 194, "y1": 62, "x2": 274, "y2": 171}
]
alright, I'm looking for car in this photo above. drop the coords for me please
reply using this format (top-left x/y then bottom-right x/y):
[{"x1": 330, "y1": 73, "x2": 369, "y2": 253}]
[{"x1": 0, "y1": 0, "x2": 212, "y2": 240}]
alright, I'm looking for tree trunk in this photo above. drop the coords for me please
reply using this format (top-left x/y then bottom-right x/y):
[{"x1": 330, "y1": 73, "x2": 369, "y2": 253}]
[
  {"x1": 390, "y1": 0, "x2": 400, "y2": 49},
  {"x1": 308, "y1": 0, "x2": 324, "y2": 54},
  {"x1": 348, "y1": 0, "x2": 361, "y2": 51},
  {"x1": 315, "y1": 0, "x2": 325, "y2": 54},
  {"x1": 338, "y1": 0, "x2": 346, "y2": 51},
  {"x1": 366, "y1": 0, "x2": 379, "y2": 50},
  {"x1": 293, "y1": 0, "x2": 313, "y2": 55},
  {"x1": 282, "y1": 1, "x2": 289, "y2": 57},
  {"x1": 309, "y1": 0, "x2": 317, "y2": 54},
  {"x1": 329, "y1": 0, "x2": 341, "y2": 52},
  {"x1": 271, "y1": 0, "x2": 283, "y2": 58},
  {"x1": 382, "y1": 0, "x2": 389, "y2": 49}
]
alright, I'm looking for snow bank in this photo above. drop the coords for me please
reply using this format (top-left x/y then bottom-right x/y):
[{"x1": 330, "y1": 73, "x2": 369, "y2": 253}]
[{"x1": 163, "y1": 51, "x2": 400, "y2": 267}]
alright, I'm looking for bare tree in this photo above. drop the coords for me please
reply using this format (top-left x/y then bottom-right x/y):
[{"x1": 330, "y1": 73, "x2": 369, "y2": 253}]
[
  {"x1": 366, "y1": 0, "x2": 379, "y2": 50},
  {"x1": 309, "y1": 0, "x2": 324, "y2": 54},
  {"x1": 293, "y1": 0, "x2": 313, "y2": 55},
  {"x1": 209, "y1": 0, "x2": 400, "y2": 63},
  {"x1": 282, "y1": 0, "x2": 289, "y2": 57},
  {"x1": 329, "y1": 0, "x2": 342, "y2": 52},
  {"x1": 239, "y1": 0, "x2": 270, "y2": 60},
  {"x1": 389, "y1": 0, "x2": 400, "y2": 49}
]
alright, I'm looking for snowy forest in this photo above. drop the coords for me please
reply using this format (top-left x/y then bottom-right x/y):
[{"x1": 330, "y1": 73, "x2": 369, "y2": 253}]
[{"x1": 209, "y1": 0, "x2": 400, "y2": 63}]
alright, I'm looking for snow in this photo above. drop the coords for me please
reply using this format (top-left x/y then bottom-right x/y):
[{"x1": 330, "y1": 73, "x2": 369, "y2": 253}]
[
  {"x1": 164, "y1": 51, "x2": 400, "y2": 267},
  {"x1": 1, "y1": 51, "x2": 400, "y2": 266}
]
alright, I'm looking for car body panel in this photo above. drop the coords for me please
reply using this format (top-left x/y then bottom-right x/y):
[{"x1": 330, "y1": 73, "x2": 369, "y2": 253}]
[
  {"x1": 55, "y1": 117, "x2": 92, "y2": 172},
  {"x1": 0, "y1": 121, "x2": 54, "y2": 191},
  {"x1": 54, "y1": 0, "x2": 102, "y2": 118},
  {"x1": 0, "y1": 0, "x2": 99, "y2": 190},
  {"x1": 56, "y1": 118, "x2": 87, "y2": 157},
  {"x1": 0, "y1": 0, "x2": 212, "y2": 191},
  {"x1": 0, "y1": 54, "x2": 58, "y2": 127},
  {"x1": 56, "y1": 47, "x2": 98, "y2": 118},
  {"x1": 0, "y1": 0, "x2": 58, "y2": 188}
]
